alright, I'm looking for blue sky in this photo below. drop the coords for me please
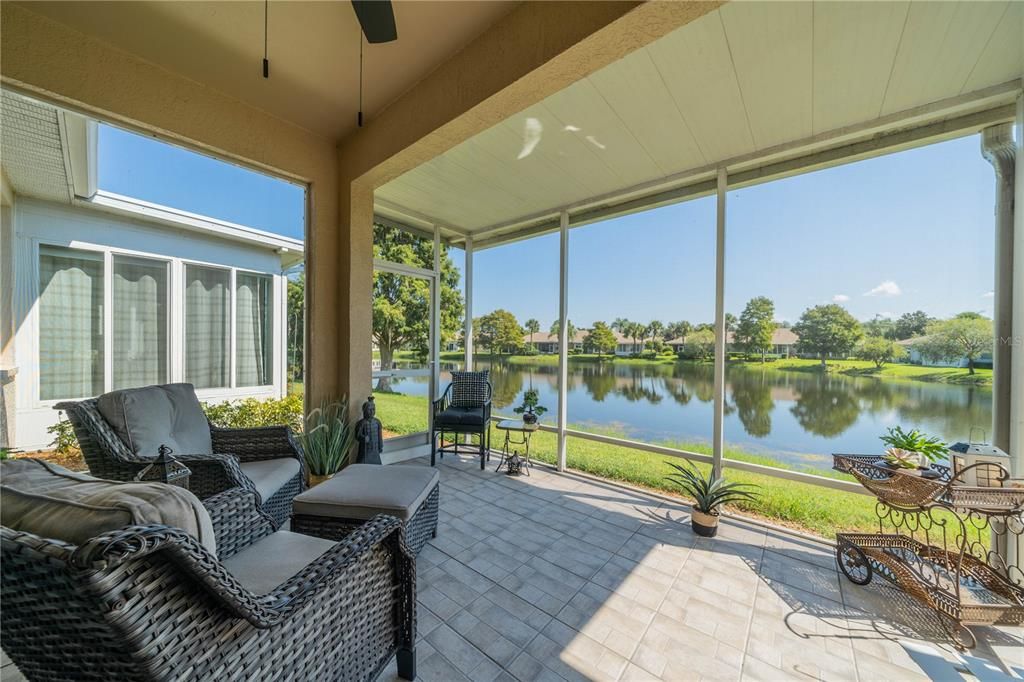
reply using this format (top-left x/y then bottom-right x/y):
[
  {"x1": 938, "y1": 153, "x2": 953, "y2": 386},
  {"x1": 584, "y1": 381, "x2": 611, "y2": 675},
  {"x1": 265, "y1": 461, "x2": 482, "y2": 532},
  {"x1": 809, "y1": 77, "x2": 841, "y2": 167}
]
[
  {"x1": 100, "y1": 125, "x2": 994, "y2": 328},
  {"x1": 98, "y1": 124, "x2": 306, "y2": 239}
]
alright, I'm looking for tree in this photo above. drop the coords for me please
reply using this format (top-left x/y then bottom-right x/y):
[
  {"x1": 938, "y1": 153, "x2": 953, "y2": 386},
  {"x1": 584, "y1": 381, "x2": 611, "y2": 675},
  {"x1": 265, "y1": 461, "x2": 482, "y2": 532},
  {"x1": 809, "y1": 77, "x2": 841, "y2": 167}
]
[
  {"x1": 476, "y1": 309, "x2": 523, "y2": 354},
  {"x1": 862, "y1": 315, "x2": 896, "y2": 340},
  {"x1": 372, "y1": 224, "x2": 463, "y2": 371},
  {"x1": 735, "y1": 296, "x2": 776, "y2": 362},
  {"x1": 624, "y1": 321, "x2": 644, "y2": 352},
  {"x1": 524, "y1": 318, "x2": 540, "y2": 347},
  {"x1": 893, "y1": 310, "x2": 933, "y2": 340},
  {"x1": 724, "y1": 313, "x2": 738, "y2": 335},
  {"x1": 856, "y1": 335, "x2": 907, "y2": 369},
  {"x1": 585, "y1": 321, "x2": 617, "y2": 357},
  {"x1": 611, "y1": 318, "x2": 630, "y2": 333},
  {"x1": 549, "y1": 319, "x2": 577, "y2": 345},
  {"x1": 286, "y1": 272, "x2": 305, "y2": 383},
  {"x1": 665, "y1": 321, "x2": 692, "y2": 341},
  {"x1": 792, "y1": 304, "x2": 863, "y2": 369},
  {"x1": 916, "y1": 315, "x2": 993, "y2": 374},
  {"x1": 683, "y1": 328, "x2": 716, "y2": 361},
  {"x1": 646, "y1": 320, "x2": 665, "y2": 341}
]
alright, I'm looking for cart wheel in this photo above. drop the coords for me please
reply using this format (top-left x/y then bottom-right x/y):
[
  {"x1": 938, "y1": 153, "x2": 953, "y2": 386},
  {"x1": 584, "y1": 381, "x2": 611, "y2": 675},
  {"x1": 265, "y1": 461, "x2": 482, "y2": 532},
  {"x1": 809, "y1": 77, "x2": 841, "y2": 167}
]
[
  {"x1": 837, "y1": 543, "x2": 872, "y2": 585},
  {"x1": 941, "y1": 618, "x2": 976, "y2": 650}
]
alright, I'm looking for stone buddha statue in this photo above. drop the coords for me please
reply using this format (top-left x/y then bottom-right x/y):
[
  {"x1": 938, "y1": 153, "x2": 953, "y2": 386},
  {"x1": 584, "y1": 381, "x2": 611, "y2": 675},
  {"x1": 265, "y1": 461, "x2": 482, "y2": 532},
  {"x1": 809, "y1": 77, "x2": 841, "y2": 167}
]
[{"x1": 355, "y1": 396, "x2": 383, "y2": 465}]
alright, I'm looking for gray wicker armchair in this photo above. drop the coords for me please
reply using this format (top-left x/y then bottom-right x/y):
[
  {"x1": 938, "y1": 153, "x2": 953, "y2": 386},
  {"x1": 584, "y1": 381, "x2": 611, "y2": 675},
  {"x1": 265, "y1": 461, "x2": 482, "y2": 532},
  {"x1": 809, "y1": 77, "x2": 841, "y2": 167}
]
[
  {"x1": 1, "y1": 486, "x2": 417, "y2": 681},
  {"x1": 55, "y1": 391, "x2": 306, "y2": 527}
]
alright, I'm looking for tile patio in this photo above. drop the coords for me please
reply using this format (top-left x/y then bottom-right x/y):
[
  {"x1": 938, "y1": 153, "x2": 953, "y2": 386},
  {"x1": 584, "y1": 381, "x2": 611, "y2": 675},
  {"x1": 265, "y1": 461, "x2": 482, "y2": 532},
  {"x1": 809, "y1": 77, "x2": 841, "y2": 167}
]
[{"x1": 376, "y1": 453, "x2": 1023, "y2": 682}]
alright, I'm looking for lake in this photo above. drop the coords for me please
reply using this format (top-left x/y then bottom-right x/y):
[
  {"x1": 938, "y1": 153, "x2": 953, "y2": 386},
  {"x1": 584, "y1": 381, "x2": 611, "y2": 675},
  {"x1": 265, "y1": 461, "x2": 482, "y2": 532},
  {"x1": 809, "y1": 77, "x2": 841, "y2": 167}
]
[{"x1": 378, "y1": 357, "x2": 991, "y2": 473}]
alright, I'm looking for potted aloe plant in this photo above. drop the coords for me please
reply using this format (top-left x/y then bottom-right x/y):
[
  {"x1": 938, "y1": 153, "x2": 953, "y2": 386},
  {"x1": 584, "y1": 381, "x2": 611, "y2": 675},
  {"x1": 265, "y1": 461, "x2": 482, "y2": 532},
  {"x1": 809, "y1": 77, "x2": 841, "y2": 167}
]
[
  {"x1": 301, "y1": 397, "x2": 356, "y2": 486},
  {"x1": 513, "y1": 389, "x2": 548, "y2": 425},
  {"x1": 666, "y1": 461, "x2": 759, "y2": 537},
  {"x1": 879, "y1": 426, "x2": 946, "y2": 475}
]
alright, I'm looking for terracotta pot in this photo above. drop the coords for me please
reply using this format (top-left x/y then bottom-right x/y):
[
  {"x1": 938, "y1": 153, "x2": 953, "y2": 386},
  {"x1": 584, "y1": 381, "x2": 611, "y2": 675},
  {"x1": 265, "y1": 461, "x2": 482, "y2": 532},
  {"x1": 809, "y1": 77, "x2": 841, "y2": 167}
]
[
  {"x1": 308, "y1": 473, "x2": 333, "y2": 487},
  {"x1": 691, "y1": 508, "x2": 720, "y2": 538}
]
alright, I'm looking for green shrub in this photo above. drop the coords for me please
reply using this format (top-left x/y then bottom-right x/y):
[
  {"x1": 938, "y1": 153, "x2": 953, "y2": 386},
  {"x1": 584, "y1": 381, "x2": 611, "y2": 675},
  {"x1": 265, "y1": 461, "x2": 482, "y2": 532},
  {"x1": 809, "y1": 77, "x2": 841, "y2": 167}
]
[{"x1": 203, "y1": 394, "x2": 304, "y2": 433}]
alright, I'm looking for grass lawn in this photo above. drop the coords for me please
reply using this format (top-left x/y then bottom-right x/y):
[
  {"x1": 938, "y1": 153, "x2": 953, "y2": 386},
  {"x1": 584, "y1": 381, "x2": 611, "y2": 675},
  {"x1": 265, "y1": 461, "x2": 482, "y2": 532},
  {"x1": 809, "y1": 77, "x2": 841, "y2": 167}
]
[
  {"x1": 765, "y1": 357, "x2": 991, "y2": 386},
  {"x1": 371, "y1": 390, "x2": 900, "y2": 539}
]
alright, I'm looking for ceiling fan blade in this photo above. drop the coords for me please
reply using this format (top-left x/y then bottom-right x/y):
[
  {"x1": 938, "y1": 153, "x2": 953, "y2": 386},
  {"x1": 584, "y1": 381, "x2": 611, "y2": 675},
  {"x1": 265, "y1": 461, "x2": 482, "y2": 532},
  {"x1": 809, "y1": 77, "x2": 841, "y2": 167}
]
[{"x1": 351, "y1": 0, "x2": 397, "y2": 44}]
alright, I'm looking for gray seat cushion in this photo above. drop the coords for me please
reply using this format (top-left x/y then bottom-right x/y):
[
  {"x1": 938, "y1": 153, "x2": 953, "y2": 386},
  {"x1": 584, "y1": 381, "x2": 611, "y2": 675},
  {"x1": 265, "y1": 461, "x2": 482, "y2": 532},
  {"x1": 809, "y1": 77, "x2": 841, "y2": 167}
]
[
  {"x1": 293, "y1": 464, "x2": 439, "y2": 521},
  {"x1": 239, "y1": 458, "x2": 301, "y2": 502},
  {"x1": 0, "y1": 459, "x2": 216, "y2": 554},
  {"x1": 96, "y1": 383, "x2": 212, "y2": 458},
  {"x1": 221, "y1": 530, "x2": 335, "y2": 595},
  {"x1": 435, "y1": 406, "x2": 486, "y2": 427}
]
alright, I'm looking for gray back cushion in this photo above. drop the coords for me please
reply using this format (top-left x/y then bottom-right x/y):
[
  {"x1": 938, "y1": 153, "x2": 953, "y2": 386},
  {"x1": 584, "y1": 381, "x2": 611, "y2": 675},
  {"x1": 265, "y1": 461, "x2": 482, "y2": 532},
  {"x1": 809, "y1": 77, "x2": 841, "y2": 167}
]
[
  {"x1": 0, "y1": 459, "x2": 216, "y2": 554},
  {"x1": 97, "y1": 383, "x2": 212, "y2": 458}
]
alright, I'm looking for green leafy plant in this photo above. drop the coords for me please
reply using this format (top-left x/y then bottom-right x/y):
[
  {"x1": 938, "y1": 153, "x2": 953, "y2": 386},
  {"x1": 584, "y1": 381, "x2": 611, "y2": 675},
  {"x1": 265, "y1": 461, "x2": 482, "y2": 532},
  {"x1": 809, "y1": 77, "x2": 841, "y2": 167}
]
[
  {"x1": 879, "y1": 426, "x2": 947, "y2": 463},
  {"x1": 300, "y1": 397, "x2": 356, "y2": 476},
  {"x1": 513, "y1": 389, "x2": 548, "y2": 418},
  {"x1": 665, "y1": 460, "x2": 759, "y2": 514},
  {"x1": 47, "y1": 416, "x2": 80, "y2": 455}
]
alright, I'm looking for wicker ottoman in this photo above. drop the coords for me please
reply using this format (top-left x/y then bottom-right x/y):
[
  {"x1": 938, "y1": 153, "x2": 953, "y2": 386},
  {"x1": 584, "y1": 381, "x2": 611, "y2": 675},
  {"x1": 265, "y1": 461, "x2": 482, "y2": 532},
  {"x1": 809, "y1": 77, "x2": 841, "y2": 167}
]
[{"x1": 291, "y1": 464, "x2": 440, "y2": 554}]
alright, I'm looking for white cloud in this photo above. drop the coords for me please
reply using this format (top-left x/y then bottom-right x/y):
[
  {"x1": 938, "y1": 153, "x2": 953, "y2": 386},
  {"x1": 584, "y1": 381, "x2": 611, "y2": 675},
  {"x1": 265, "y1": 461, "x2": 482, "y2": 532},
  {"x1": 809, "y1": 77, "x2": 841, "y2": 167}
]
[
  {"x1": 864, "y1": 280, "x2": 901, "y2": 297},
  {"x1": 982, "y1": 291, "x2": 994, "y2": 298},
  {"x1": 832, "y1": 294, "x2": 850, "y2": 303}
]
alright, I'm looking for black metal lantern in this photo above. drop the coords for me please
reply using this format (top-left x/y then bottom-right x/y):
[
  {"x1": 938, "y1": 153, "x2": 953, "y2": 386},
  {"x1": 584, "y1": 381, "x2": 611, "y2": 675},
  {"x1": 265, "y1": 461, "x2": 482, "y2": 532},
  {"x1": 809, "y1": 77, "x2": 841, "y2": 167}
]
[
  {"x1": 505, "y1": 452, "x2": 523, "y2": 476},
  {"x1": 134, "y1": 444, "x2": 191, "y2": 489}
]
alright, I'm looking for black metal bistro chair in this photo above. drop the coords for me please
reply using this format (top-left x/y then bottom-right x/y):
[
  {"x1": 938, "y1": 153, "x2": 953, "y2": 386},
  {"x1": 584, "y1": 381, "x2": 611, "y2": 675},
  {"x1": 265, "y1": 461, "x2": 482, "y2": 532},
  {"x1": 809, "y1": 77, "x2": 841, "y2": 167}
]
[{"x1": 431, "y1": 370, "x2": 492, "y2": 470}]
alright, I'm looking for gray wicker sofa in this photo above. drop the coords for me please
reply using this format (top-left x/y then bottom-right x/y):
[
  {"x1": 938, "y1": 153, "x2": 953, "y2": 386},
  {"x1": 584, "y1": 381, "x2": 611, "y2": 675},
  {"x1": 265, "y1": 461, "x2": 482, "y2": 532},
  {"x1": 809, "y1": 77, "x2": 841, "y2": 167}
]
[
  {"x1": 55, "y1": 383, "x2": 305, "y2": 527},
  {"x1": 0, "y1": 459, "x2": 416, "y2": 681}
]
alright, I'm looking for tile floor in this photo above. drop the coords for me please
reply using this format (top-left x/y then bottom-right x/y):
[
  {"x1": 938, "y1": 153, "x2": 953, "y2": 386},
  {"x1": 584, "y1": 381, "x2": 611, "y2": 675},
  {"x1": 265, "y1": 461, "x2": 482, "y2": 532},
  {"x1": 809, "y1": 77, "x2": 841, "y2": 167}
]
[{"x1": 374, "y1": 453, "x2": 1023, "y2": 681}]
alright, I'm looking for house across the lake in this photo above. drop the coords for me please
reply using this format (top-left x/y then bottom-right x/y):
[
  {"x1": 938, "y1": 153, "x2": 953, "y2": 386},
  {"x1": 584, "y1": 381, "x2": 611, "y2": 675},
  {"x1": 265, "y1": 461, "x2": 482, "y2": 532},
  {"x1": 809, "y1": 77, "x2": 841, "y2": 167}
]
[
  {"x1": 666, "y1": 328, "x2": 800, "y2": 357},
  {"x1": 0, "y1": 93, "x2": 302, "y2": 450},
  {"x1": 896, "y1": 336, "x2": 993, "y2": 369},
  {"x1": 523, "y1": 330, "x2": 585, "y2": 354}
]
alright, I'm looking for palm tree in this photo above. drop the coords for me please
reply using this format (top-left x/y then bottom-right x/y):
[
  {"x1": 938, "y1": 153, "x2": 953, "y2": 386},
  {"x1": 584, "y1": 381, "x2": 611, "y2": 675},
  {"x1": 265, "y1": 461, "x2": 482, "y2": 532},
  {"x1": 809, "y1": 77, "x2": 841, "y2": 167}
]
[
  {"x1": 612, "y1": 318, "x2": 630, "y2": 333},
  {"x1": 548, "y1": 319, "x2": 573, "y2": 350},
  {"x1": 525, "y1": 318, "x2": 540, "y2": 348},
  {"x1": 647, "y1": 320, "x2": 664, "y2": 342}
]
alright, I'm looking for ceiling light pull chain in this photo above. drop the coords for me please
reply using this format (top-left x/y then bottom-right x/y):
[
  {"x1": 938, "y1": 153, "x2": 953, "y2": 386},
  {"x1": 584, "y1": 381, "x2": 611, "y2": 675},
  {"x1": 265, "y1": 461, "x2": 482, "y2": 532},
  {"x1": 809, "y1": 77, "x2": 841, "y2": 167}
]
[
  {"x1": 262, "y1": 0, "x2": 269, "y2": 78},
  {"x1": 358, "y1": 31, "x2": 364, "y2": 127}
]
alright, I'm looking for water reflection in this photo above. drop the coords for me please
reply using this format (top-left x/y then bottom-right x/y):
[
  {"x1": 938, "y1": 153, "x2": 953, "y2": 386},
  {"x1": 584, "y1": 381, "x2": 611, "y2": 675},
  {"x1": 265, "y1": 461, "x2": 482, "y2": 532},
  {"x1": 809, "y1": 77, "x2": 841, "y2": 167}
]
[{"x1": 388, "y1": 358, "x2": 991, "y2": 471}]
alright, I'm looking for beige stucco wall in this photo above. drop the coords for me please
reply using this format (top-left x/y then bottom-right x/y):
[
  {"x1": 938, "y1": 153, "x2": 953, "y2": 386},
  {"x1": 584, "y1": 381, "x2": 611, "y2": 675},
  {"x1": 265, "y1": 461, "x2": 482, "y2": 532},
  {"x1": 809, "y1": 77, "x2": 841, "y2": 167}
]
[{"x1": 0, "y1": 2, "x2": 340, "y2": 406}]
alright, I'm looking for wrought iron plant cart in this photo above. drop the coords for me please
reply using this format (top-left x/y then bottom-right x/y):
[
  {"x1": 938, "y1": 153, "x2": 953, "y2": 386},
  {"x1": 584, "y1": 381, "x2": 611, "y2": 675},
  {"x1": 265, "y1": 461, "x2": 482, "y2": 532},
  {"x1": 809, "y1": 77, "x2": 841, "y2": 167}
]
[{"x1": 832, "y1": 454, "x2": 1024, "y2": 649}]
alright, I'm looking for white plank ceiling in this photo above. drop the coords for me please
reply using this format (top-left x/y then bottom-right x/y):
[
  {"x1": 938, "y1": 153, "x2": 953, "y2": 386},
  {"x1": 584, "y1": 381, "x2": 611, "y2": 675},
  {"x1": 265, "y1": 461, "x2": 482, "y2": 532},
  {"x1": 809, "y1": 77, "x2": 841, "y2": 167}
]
[{"x1": 375, "y1": 0, "x2": 1023, "y2": 244}]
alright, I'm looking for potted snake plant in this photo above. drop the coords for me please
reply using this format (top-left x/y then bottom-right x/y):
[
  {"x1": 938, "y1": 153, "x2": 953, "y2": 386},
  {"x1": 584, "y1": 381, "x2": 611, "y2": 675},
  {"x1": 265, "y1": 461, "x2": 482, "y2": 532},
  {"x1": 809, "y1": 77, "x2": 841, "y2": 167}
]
[{"x1": 666, "y1": 461, "x2": 759, "y2": 537}]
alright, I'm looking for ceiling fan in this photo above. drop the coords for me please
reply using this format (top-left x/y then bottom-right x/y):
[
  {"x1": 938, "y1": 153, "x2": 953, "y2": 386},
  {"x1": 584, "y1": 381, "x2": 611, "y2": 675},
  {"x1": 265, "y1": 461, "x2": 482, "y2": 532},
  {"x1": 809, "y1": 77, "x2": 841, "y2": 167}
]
[
  {"x1": 262, "y1": 0, "x2": 397, "y2": 126},
  {"x1": 351, "y1": 0, "x2": 398, "y2": 44}
]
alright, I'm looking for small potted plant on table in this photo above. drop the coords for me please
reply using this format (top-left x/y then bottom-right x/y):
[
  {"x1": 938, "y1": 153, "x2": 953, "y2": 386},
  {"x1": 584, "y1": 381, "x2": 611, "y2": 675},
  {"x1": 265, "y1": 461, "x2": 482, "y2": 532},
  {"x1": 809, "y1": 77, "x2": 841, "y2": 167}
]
[
  {"x1": 666, "y1": 461, "x2": 759, "y2": 537},
  {"x1": 879, "y1": 426, "x2": 946, "y2": 477},
  {"x1": 514, "y1": 389, "x2": 548, "y2": 425}
]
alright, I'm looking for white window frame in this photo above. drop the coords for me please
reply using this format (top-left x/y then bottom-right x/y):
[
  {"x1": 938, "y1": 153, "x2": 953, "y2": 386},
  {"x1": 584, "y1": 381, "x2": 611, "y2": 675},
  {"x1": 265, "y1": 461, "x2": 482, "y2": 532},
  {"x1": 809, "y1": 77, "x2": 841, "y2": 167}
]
[
  {"x1": 180, "y1": 260, "x2": 278, "y2": 397},
  {"x1": 33, "y1": 239, "x2": 175, "y2": 407},
  {"x1": 32, "y1": 240, "x2": 278, "y2": 407}
]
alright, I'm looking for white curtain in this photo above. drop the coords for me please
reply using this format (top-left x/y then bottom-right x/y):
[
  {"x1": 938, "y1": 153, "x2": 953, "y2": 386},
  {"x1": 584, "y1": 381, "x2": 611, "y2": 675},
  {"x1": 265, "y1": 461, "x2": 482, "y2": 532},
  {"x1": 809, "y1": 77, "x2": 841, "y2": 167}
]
[
  {"x1": 113, "y1": 256, "x2": 168, "y2": 389},
  {"x1": 185, "y1": 265, "x2": 230, "y2": 389},
  {"x1": 39, "y1": 246, "x2": 104, "y2": 400},
  {"x1": 236, "y1": 273, "x2": 272, "y2": 387}
]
